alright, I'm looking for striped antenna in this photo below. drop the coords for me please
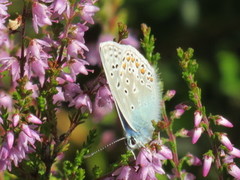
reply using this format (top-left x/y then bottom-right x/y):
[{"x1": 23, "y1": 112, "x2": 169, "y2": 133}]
[{"x1": 84, "y1": 137, "x2": 126, "y2": 158}]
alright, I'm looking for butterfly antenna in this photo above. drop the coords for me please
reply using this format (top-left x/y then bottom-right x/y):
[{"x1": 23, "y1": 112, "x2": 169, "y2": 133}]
[{"x1": 84, "y1": 137, "x2": 126, "y2": 158}]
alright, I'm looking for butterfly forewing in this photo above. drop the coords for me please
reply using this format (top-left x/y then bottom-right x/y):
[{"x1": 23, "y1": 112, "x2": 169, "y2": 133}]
[{"x1": 100, "y1": 41, "x2": 161, "y2": 148}]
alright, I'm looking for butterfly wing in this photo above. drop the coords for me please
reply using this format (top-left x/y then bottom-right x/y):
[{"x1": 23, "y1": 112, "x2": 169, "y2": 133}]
[{"x1": 100, "y1": 41, "x2": 161, "y2": 148}]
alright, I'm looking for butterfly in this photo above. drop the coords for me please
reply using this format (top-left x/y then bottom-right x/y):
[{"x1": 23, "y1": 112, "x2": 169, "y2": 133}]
[{"x1": 99, "y1": 41, "x2": 161, "y2": 149}]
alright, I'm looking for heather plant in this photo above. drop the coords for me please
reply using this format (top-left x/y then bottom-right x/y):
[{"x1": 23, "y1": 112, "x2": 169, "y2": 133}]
[{"x1": 0, "y1": 0, "x2": 239, "y2": 180}]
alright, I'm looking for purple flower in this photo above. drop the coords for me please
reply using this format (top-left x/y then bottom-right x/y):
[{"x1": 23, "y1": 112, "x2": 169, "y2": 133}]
[
  {"x1": 192, "y1": 127, "x2": 204, "y2": 144},
  {"x1": 93, "y1": 85, "x2": 114, "y2": 120},
  {"x1": 194, "y1": 111, "x2": 202, "y2": 127},
  {"x1": 12, "y1": 114, "x2": 20, "y2": 127},
  {"x1": 0, "y1": 91, "x2": 12, "y2": 110},
  {"x1": 202, "y1": 155, "x2": 213, "y2": 177},
  {"x1": 69, "y1": 59, "x2": 90, "y2": 76},
  {"x1": 228, "y1": 147, "x2": 240, "y2": 158},
  {"x1": 215, "y1": 116, "x2": 233, "y2": 128},
  {"x1": 80, "y1": 2, "x2": 99, "y2": 24},
  {"x1": 186, "y1": 153, "x2": 202, "y2": 166},
  {"x1": 32, "y1": 2, "x2": 52, "y2": 33},
  {"x1": 51, "y1": 0, "x2": 70, "y2": 17},
  {"x1": 67, "y1": 39, "x2": 89, "y2": 59},
  {"x1": 112, "y1": 166, "x2": 133, "y2": 180},
  {"x1": 173, "y1": 104, "x2": 189, "y2": 118},
  {"x1": 165, "y1": 90, "x2": 176, "y2": 100},
  {"x1": 27, "y1": 114, "x2": 42, "y2": 124},
  {"x1": 69, "y1": 93, "x2": 92, "y2": 113},
  {"x1": 6, "y1": 131, "x2": 14, "y2": 149},
  {"x1": 25, "y1": 39, "x2": 50, "y2": 86},
  {"x1": 53, "y1": 87, "x2": 65, "y2": 104},
  {"x1": 218, "y1": 133, "x2": 233, "y2": 151},
  {"x1": 0, "y1": 0, "x2": 11, "y2": 21},
  {"x1": 227, "y1": 163, "x2": 240, "y2": 179},
  {"x1": 63, "y1": 82, "x2": 82, "y2": 102}
]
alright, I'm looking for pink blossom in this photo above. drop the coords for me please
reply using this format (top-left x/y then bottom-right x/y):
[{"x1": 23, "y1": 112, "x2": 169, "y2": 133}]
[
  {"x1": 6, "y1": 131, "x2": 14, "y2": 149},
  {"x1": 63, "y1": 82, "x2": 82, "y2": 102},
  {"x1": 12, "y1": 114, "x2": 20, "y2": 127},
  {"x1": 174, "y1": 104, "x2": 189, "y2": 118},
  {"x1": 21, "y1": 124, "x2": 32, "y2": 137},
  {"x1": 227, "y1": 163, "x2": 240, "y2": 179},
  {"x1": 202, "y1": 155, "x2": 213, "y2": 177},
  {"x1": 186, "y1": 153, "x2": 202, "y2": 166},
  {"x1": 194, "y1": 111, "x2": 202, "y2": 127},
  {"x1": 228, "y1": 147, "x2": 240, "y2": 158},
  {"x1": 27, "y1": 114, "x2": 42, "y2": 124},
  {"x1": 0, "y1": 91, "x2": 12, "y2": 110},
  {"x1": 219, "y1": 133, "x2": 233, "y2": 151},
  {"x1": 93, "y1": 85, "x2": 114, "y2": 120},
  {"x1": 69, "y1": 59, "x2": 90, "y2": 76},
  {"x1": 53, "y1": 87, "x2": 65, "y2": 104},
  {"x1": 51, "y1": 0, "x2": 70, "y2": 17},
  {"x1": 165, "y1": 90, "x2": 176, "y2": 100},
  {"x1": 192, "y1": 127, "x2": 203, "y2": 144},
  {"x1": 80, "y1": 2, "x2": 99, "y2": 24},
  {"x1": 0, "y1": 0, "x2": 11, "y2": 21},
  {"x1": 112, "y1": 166, "x2": 133, "y2": 180},
  {"x1": 69, "y1": 93, "x2": 92, "y2": 113},
  {"x1": 215, "y1": 116, "x2": 233, "y2": 128},
  {"x1": 32, "y1": 2, "x2": 52, "y2": 33},
  {"x1": 67, "y1": 39, "x2": 89, "y2": 59}
]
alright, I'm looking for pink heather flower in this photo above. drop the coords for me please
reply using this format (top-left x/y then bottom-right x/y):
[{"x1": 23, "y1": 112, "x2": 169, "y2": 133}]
[
  {"x1": 228, "y1": 147, "x2": 240, "y2": 158},
  {"x1": 182, "y1": 171, "x2": 196, "y2": 180},
  {"x1": 112, "y1": 166, "x2": 133, "y2": 180},
  {"x1": 25, "y1": 82, "x2": 39, "y2": 98},
  {"x1": 174, "y1": 104, "x2": 189, "y2": 118},
  {"x1": 165, "y1": 90, "x2": 176, "y2": 100},
  {"x1": 0, "y1": 0, "x2": 11, "y2": 21},
  {"x1": 93, "y1": 85, "x2": 114, "y2": 121},
  {"x1": 219, "y1": 133, "x2": 233, "y2": 151},
  {"x1": 0, "y1": 91, "x2": 12, "y2": 110},
  {"x1": 12, "y1": 114, "x2": 20, "y2": 127},
  {"x1": 158, "y1": 145, "x2": 173, "y2": 160},
  {"x1": 21, "y1": 124, "x2": 32, "y2": 137},
  {"x1": 227, "y1": 163, "x2": 240, "y2": 179},
  {"x1": 63, "y1": 82, "x2": 82, "y2": 102},
  {"x1": 69, "y1": 59, "x2": 90, "y2": 76},
  {"x1": 53, "y1": 87, "x2": 65, "y2": 104},
  {"x1": 192, "y1": 127, "x2": 204, "y2": 144},
  {"x1": 186, "y1": 153, "x2": 202, "y2": 166},
  {"x1": 59, "y1": 72, "x2": 75, "y2": 83},
  {"x1": 215, "y1": 116, "x2": 233, "y2": 128},
  {"x1": 68, "y1": 23, "x2": 89, "y2": 43},
  {"x1": 202, "y1": 155, "x2": 213, "y2": 177},
  {"x1": 0, "y1": 116, "x2": 3, "y2": 124},
  {"x1": 69, "y1": 93, "x2": 92, "y2": 113},
  {"x1": 0, "y1": 56, "x2": 17, "y2": 72},
  {"x1": 67, "y1": 39, "x2": 89, "y2": 59},
  {"x1": 6, "y1": 131, "x2": 14, "y2": 149},
  {"x1": 27, "y1": 114, "x2": 42, "y2": 124},
  {"x1": 194, "y1": 111, "x2": 202, "y2": 127},
  {"x1": 32, "y1": 2, "x2": 52, "y2": 33},
  {"x1": 80, "y1": 2, "x2": 99, "y2": 24},
  {"x1": 25, "y1": 39, "x2": 50, "y2": 86},
  {"x1": 51, "y1": 0, "x2": 70, "y2": 17}
]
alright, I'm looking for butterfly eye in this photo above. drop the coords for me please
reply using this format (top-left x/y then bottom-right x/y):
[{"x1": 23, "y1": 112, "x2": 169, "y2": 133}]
[{"x1": 130, "y1": 137, "x2": 136, "y2": 146}]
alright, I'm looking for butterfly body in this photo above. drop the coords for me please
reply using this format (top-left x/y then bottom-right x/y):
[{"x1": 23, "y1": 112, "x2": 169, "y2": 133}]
[{"x1": 99, "y1": 41, "x2": 161, "y2": 149}]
